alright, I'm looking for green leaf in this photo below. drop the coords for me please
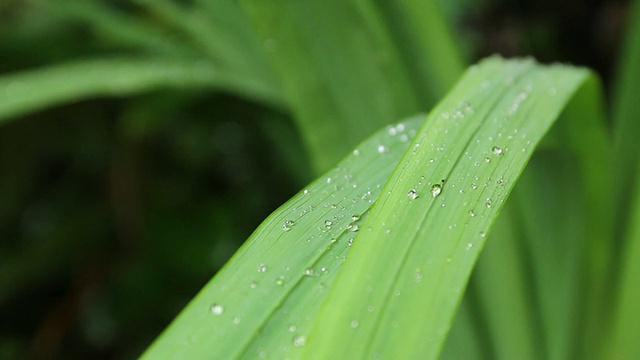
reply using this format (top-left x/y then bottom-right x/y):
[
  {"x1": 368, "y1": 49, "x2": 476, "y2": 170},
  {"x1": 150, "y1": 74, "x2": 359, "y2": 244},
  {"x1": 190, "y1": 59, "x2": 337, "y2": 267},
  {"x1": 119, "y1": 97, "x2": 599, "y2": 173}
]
[
  {"x1": 143, "y1": 57, "x2": 611, "y2": 359},
  {"x1": 304, "y1": 57, "x2": 611, "y2": 359},
  {"x1": 240, "y1": 0, "x2": 423, "y2": 173},
  {"x1": 607, "y1": 2, "x2": 640, "y2": 358},
  {"x1": 373, "y1": 0, "x2": 466, "y2": 107},
  {"x1": 141, "y1": 114, "x2": 426, "y2": 359},
  {"x1": 0, "y1": 57, "x2": 283, "y2": 125}
]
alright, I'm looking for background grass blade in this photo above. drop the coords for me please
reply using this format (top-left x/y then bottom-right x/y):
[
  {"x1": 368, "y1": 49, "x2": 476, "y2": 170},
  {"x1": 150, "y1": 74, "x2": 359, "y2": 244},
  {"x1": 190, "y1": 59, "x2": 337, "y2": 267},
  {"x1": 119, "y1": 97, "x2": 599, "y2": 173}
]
[
  {"x1": 303, "y1": 57, "x2": 608, "y2": 359},
  {"x1": 607, "y1": 2, "x2": 640, "y2": 358},
  {"x1": 239, "y1": 0, "x2": 423, "y2": 173},
  {"x1": 0, "y1": 57, "x2": 283, "y2": 125},
  {"x1": 36, "y1": 0, "x2": 196, "y2": 58},
  {"x1": 140, "y1": 115, "x2": 425, "y2": 359},
  {"x1": 373, "y1": 0, "x2": 465, "y2": 108}
]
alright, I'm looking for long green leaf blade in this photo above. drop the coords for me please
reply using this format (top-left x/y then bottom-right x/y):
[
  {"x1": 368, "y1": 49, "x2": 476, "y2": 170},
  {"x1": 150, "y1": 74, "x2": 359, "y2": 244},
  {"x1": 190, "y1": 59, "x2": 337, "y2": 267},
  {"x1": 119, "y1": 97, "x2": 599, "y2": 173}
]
[
  {"x1": 240, "y1": 0, "x2": 422, "y2": 173},
  {"x1": 0, "y1": 57, "x2": 283, "y2": 125},
  {"x1": 141, "y1": 115, "x2": 425, "y2": 359},
  {"x1": 304, "y1": 57, "x2": 604, "y2": 359}
]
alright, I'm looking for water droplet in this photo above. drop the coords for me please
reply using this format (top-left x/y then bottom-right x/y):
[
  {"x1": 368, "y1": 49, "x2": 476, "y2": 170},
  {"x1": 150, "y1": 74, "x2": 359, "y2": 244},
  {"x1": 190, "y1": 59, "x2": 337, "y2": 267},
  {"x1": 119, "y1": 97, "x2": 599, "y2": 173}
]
[
  {"x1": 303, "y1": 189, "x2": 310, "y2": 194},
  {"x1": 210, "y1": 303, "x2": 224, "y2": 315},
  {"x1": 288, "y1": 325, "x2": 297, "y2": 332},
  {"x1": 232, "y1": 317, "x2": 241, "y2": 325},
  {"x1": 293, "y1": 335, "x2": 307, "y2": 347},
  {"x1": 471, "y1": 183, "x2": 478, "y2": 190},
  {"x1": 486, "y1": 198, "x2": 492, "y2": 208},
  {"x1": 415, "y1": 269, "x2": 424, "y2": 283},
  {"x1": 407, "y1": 189, "x2": 419, "y2": 199},
  {"x1": 282, "y1": 219, "x2": 294, "y2": 231},
  {"x1": 304, "y1": 268, "x2": 314, "y2": 276},
  {"x1": 250, "y1": 281, "x2": 258, "y2": 289},
  {"x1": 377, "y1": 145, "x2": 387, "y2": 153},
  {"x1": 350, "y1": 320, "x2": 360, "y2": 328},
  {"x1": 351, "y1": 214, "x2": 360, "y2": 221},
  {"x1": 468, "y1": 210, "x2": 476, "y2": 217},
  {"x1": 430, "y1": 184, "x2": 443, "y2": 197},
  {"x1": 367, "y1": 305, "x2": 375, "y2": 312},
  {"x1": 492, "y1": 146, "x2": 503, "y2": 155},
  {"x1": 348, "y1": 238, "x2": 355, "y2": 247},
  {"x1": 326, "y1": 177, "x2": 332, "y2": 184},
  {"x1": 466, "y1": 242, "x2": 474, "y2": 251},
  {"x1": 445, "y1": 257, "x2": 453, "y2": 263},
  {"x1": 275, "y1": 277, "x2": 285, "y2": 286},
  {"x1": 321, "y1": 267, "x2": 328, "y2": 273},
  {"x1": 347, "y1": 223, "x2": 359, "y2": 232},
  {"x1": 324, "y1": 220, "x2": 333, "y2": 228},
  {"x1": 257, "y1": 263, "x2": 267, "y2": 273},
  {"x1": 485, "y1": 157, "x2": 491, "y2": 163},
  {"x1": 353, "y1": 149, "x2": 360, "y2": 156},
  {"x1": 479, "y1": 231, "x2": 486, "y2": 238}
]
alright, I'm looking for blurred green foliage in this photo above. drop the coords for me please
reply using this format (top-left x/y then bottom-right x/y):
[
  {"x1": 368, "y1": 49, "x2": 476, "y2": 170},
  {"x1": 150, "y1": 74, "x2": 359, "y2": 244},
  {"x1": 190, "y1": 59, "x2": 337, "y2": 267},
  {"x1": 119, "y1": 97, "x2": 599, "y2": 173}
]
[{"x1": 0, "y1": 0, "x2": 632, "y2": 359}]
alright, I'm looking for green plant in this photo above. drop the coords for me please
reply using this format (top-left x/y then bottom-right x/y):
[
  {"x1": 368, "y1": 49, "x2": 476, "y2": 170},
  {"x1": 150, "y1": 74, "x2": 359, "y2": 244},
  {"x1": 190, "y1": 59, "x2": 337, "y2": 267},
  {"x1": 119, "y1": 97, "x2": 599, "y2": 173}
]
[{"x1": 1, "y1": 0, "x2": 639, "y2": 359}]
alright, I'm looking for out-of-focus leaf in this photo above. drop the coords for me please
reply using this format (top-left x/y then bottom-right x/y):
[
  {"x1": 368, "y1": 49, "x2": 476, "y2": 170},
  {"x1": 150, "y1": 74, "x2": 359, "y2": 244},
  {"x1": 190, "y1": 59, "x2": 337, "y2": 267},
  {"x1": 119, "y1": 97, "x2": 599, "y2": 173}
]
[{"x1": 0, "y1": 57, "x2": 284, "y2": 125}]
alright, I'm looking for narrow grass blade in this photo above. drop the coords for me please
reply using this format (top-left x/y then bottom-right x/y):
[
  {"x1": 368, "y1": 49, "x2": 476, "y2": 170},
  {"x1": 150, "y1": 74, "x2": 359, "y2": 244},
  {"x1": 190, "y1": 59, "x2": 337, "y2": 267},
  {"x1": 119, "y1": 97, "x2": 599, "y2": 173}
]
[
  {"x1": 140, "y1": 115, "x2": 425, "y2": 359},
  {"x1": 36, "y1": 0, "x2": 195, "y2": 58},
  {"x1": 608, "y1": 5, "x2": 640, "y2": 355},
  {"x1": 613, "y1": 0, "x2": 640, "y2": 207},
  {"x1": 135, "y1": 0, "x2": 276, "y2": 87},
  {"x1": 143, "y1": 57, "x2": 610, "y2": 359},
  {"x1": 607, "y1": 159, "x2": 640, "y2": 360},
  {"x1": 464, "y1": 205, "x2": 540, "y2": 360},
  {"x1": 373, "y1": 0, "x2": 466, "y2": 107},
  {"x1": 0, "y1": 57, "x2": 283, "y2": 125},
  {"x1": 439, "y1": 297, "x2": 487, "y2": 360},
  {"x1": 304, "y1": 57, "x2": 608, "y2": 359},
  {"x1": 240, "y1": 0, "x2": 422, "y2": 173}
]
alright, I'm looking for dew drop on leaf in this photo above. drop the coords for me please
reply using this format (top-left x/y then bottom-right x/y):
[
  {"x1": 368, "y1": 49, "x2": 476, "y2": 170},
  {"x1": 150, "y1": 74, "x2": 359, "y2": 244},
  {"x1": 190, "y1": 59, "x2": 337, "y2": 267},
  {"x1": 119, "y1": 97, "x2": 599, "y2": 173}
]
[
  {"x1": 377, "y1": 145, "x2": 387, "y2": 153},
  {"x1": 492, "y1": 146, "x2": 503, "y2": 155},
  {"x1": 350, "y1": 320, "x2": 360, "y2": 329},
  {"x1": 407, "y1": 189, "x2": 419, "y2": 199},
  {"x1": 257, "y1": 263, "x2": 267, "y2": 273},
  {"x1": 304, "y1": 268, "x2": 314, "y2": 276},
  {"x1": 275, "y1": 277, "x2": 285, "y2": 286},
  {"x1": 430, "y1": 183, "x2": 443, "y2": 197},
  {"x1": 468, "y1": 210, "x2": 476, "y2": 217},
  {"x1": 210, "y1": 303, "x2": 224, "y2": 315},
  {"x1": 351, "y1": 214, "x2": 360, "y2": 221},
  {"x1": 293, "y1": 335, "x2": 307, "y2": 347},
  {"x1": 282, "y1": 219, "x2": 294, "y2": 232}
]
